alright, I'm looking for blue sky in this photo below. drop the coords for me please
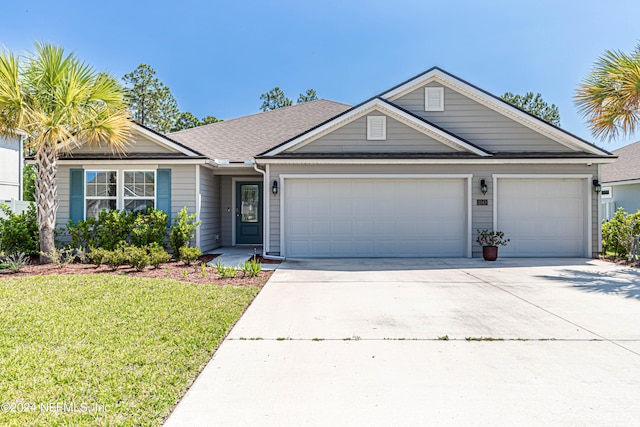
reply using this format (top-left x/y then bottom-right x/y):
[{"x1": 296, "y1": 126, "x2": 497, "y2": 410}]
[{"x1": 2, "y1": 0, "x2": 639, "y2": 150}]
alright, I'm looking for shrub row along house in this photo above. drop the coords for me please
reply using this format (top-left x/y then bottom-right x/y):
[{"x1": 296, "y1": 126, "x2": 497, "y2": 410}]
[{"x1": 48, "y1": 67, "x2": 615, "y2": 258}]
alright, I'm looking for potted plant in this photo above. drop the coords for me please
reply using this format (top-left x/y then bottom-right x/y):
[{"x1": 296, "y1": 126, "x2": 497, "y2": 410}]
[{"x1": 476, "y1": 229, "x2": 510, "y2": 261}]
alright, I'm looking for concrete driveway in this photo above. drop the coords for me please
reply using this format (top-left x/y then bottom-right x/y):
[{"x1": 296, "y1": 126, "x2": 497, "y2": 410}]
[{"x1": 165, "y1": 258, "x2": 640, "y2": 426}]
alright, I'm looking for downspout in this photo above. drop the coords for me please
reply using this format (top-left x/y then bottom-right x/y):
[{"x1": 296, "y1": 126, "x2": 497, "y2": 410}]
[{"x1": 253, "y1": 161, "x2": 285, "y2": 261}]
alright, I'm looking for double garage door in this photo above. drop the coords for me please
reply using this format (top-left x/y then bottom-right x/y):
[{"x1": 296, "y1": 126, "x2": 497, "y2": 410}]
[
  {"x1": 282, "y1": 177, "x2": 589, "y2": 258},
  {"x1": 284, "y1": 178, "x2": 468, "y2": 257}
]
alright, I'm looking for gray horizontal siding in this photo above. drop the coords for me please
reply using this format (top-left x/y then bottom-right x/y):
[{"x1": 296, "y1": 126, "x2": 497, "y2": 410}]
[
  {"x1": 220, "y1": 176, "x2": 233, "y2": 247},
  {"x1": 267, "y1": 163, "x2": 599, "y2": 258},
  {"x1": 393, "y1": 82, "x2": 572, "y2": 153},
  {"x1": 199, "y1": 168, "x2": 220, "y2": 252},
  {"x1": 292, "y1": 113, "x2": 456, "y2": 154}
]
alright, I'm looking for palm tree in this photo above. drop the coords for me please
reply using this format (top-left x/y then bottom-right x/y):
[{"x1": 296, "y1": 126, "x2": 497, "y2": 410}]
[
  {"x1": 0, "y1": 43, "x2": 131, "y2": 262},
  {"x1": 575, "y1": 45, "x2": 640, "y2": 140}
]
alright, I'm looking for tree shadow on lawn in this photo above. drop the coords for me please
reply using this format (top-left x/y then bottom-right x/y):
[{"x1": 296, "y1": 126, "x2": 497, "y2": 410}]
[{"x1": 538, "y1": 268, "x2": 640, "y2": 300}]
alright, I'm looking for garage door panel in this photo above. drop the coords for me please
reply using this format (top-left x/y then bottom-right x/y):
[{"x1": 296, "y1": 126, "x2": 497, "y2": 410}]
[
  {"x1": 284, "y1": 178, "x2": 467, "y2": 257},
  {"x1": 289, "y1": 219, "x2": 309, "y2": 235},
  {"x1": 498, "y1": 178, "x2": 585, "y2": 257}
]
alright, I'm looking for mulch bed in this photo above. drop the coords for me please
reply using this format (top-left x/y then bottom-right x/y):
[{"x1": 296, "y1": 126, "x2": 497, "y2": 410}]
[
  {"x1": 1, "y1": 253, "x2": 274, "y2": 286},
  {"x1": 599, "y1": 256, "x2": 639, "y2": 268}
]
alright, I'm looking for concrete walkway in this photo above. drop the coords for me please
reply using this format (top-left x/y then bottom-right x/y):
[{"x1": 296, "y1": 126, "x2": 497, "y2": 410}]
[
  {"x1": 165, "y1": 258, "x2": 640, "y2": 426},
  {"x1": 206, "y1": 245, "x2": 278, "y2": 270}
]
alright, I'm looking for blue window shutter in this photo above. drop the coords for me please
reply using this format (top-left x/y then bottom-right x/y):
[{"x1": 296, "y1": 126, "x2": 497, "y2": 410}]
[
  {"x1": 69, "y1": 168, "x2": 84, "y2": 222},
  {"x1": 156, "y1": 169, "x2": 172, "y2": 221}
]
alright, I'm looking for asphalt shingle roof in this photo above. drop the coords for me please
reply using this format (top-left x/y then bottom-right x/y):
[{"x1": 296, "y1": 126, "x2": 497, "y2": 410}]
[
  {"x1": 601, "y1": 141, "x2": 640, "y2": 183},
  {"x1": 168, "y1": 100, "x2": 351, "y2": 162}
]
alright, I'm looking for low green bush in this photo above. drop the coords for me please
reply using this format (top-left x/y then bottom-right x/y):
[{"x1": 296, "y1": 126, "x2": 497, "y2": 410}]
[
  {"x1": 88, "y1": 247, "x2": 109, "y2": 266},
  {"x1": 124, "y1": 245, "x2": 151, "y2": 271},
  {"x1": 103, "y1": 247, "x2": 127, "y2": 271},
  {"x1": 148, "y1": 244, "x2": 171, "y2": 269},
  {"x1": 0, "y1": 203, "x2": 39, "y2": 255},
  {"x1": 179, "y1": 246, "x2": 202, "y2": 266}
]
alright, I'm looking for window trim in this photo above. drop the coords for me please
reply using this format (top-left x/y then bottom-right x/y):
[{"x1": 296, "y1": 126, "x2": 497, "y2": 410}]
[
  {"x1": 83, "y1": 169, "x2": 157, "y2": 219},
  {"x1": 84, "y1": 169, "x2": 118, "y2": 220},
  {"x1": 122, "y1": 169, "x2": 157, "y2": 214}
]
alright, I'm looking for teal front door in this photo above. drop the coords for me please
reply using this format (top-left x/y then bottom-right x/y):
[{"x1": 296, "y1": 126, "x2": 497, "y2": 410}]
[{"x1": 235, "y1": 182, "x2": 263, "y2": 244}]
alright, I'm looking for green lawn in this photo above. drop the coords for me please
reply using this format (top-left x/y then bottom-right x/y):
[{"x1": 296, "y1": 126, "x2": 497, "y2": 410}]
[{"x1": 0, "y1": 275, "x2": 260, "y2": 426}]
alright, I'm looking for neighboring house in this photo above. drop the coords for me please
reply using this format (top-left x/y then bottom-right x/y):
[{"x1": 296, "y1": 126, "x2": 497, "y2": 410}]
[
  {"x1": 52, "y1": 67, "x2": 614, "y2": 258},
  {"x1": 0, "y1": 134, "x2": 24, "y2": 201},
  {"x1": 601, "y1": 140, "x2": 640, "y2": 220}
]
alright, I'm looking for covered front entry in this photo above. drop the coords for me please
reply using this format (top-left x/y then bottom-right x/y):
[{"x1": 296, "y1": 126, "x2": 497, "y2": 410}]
[
  {"x1": 282, "y1": 176, "x2": 470, "y2": 258},
  {"x1": 495, "y1": 177, "x2": 589, "y2": 257},
  {"x1": 235, "y1": 182, "x2": 263, "y2": 244}
]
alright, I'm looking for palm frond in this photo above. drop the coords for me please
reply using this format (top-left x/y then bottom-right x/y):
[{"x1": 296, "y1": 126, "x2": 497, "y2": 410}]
[{"x1": 575, "y1": 46, "x2": 640, "y2": 140}]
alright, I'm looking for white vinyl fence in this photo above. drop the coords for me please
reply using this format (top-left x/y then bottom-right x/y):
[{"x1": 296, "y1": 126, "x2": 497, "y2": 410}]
[{"x1": 0, "y1": 199, "x2": 33, "y2": 218}]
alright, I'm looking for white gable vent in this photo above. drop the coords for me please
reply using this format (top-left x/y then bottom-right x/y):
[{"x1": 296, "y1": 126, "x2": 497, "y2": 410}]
[
  {"x1": 425, "y1": 86, "x2": 445, "y2": 111},
  {"x1": 367, "y1": 116, "x2": 386, "y2": 140}
]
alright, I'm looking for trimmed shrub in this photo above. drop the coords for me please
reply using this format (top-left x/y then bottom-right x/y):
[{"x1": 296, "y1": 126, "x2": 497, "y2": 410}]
[
  {"x1": 148, "y1": 244, "x2": 171, "y2": 269},
  {"x1": 170, "y1": 207, "x2": 201, "y2": 255},
  {"x1": 95, "y1": 210, "x2": 135, "y2": 250},
  {"x1": 124, "y1": 245, "x2": 151, "y2": 271},
  {"x1": 103, "y1": 247, "x2": 127, "y2": 271},
  {"x1": 130, "y1": 209, "x2": 169, "y2": 247},
  {"x1": 88, "y1": 247, "x2": 109, "y2": 266},
  {"x1": 179, "y1": 246, "x2": 202, "y2": 266}
]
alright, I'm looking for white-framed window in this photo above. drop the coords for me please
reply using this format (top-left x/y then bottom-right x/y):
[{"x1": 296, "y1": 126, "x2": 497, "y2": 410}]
[
  {"x1": 123, "y1": 170, "x2": 156, "y2": 213},
  {"x1": 425, "y1": 86, "x2": 445, "y2": 111},
  {"x1": 85, "y1": 170, "x2": 117, "y2": 219},
  {"x1": 601, "y1": 186, "x2": 612, "y2": 199},
  {"x1": 84, "y1": 169, "x2": 156, "y2": 219},
  {"x1": 367, "y1": 116, "x2": 387, "y2": 140}
]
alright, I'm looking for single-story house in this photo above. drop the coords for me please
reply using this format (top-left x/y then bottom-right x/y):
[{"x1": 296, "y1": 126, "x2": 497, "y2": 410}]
[
  {"x1": 53, "y1": 67, "x2": 615, "y2": 258},
  {"x1": 0, "y1": 134, "x2": 24, "y2": 201},
  {"x1": 601, "y1": 140, "x2": 640, "y2": 220}
]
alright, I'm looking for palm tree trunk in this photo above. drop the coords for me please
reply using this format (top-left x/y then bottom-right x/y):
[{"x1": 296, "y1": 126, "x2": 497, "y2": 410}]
[{"x1": 35, "y1": 142, "x2": 58, "y2": 263}]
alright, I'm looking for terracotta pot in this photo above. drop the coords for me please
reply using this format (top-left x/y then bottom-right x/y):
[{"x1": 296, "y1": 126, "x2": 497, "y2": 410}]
[{"x1": 482, "y1": 245, "x2": 499, "y2": 261}]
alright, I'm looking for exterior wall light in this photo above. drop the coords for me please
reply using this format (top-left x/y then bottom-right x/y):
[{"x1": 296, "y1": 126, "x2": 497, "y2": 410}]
[
  {"x1": 592, "y1": 179, "x2": 601, "y2": 193},
  {"x1": 480, "y1": 179, "x2": 488, "y2": 195},
  {"x1": 272, "y1": 180, "x2": 278, "y2": 195}
]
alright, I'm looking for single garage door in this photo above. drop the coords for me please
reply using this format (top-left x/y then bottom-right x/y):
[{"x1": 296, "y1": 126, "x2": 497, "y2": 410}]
[
  {"x1": 283, "y1": 178, "x2": 468, "y2": 257},
  {"x1": 497, "y1": 178, "x2": 586, "y2": 257}
]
